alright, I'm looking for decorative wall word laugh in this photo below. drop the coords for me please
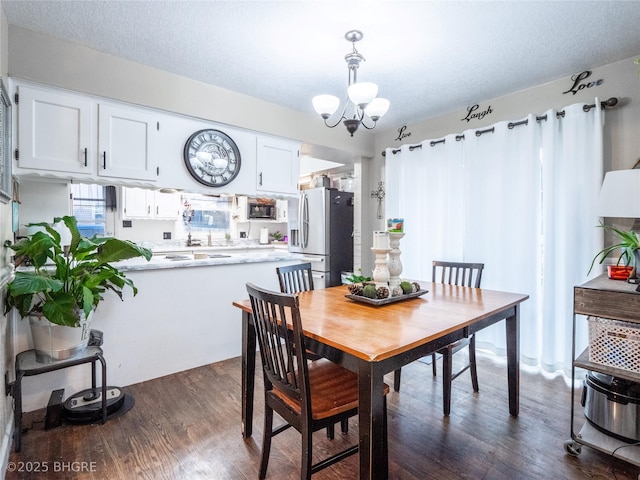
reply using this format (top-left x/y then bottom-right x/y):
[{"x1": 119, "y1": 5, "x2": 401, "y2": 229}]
[
  {"x1": 461, "y1": 104, "x2": 493, "y2": 123},
  {"x1": 562, "y1": 70, "x2": 603, "y2": 96},
  {"x1": 395, "y1": 125, "x2": 411, "y2": 142}
]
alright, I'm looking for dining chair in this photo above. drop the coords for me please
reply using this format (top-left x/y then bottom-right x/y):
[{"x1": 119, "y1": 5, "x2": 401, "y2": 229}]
[
  {"x1": 393, "y1": 260, "x2": 485, "y2": 416},
  {"x1": 275, "y1": 263, "x2": 347, "y2": 438},
  {"x1": 246, "y1": 282, "x2": 389, "y2": 480},
  {"x1": 276, "y1": 262, "x2": 314, "y2": 294}
]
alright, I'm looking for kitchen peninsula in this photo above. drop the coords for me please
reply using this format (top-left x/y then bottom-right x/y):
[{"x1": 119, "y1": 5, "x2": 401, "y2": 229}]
[{"x1": 14, "y1": 244, "x2": 302, "y2": 412}]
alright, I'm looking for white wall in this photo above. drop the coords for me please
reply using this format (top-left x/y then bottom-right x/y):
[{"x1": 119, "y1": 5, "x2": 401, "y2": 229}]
[{"x1": 16, "y1": 181, "x2": 69, "y2": 231}]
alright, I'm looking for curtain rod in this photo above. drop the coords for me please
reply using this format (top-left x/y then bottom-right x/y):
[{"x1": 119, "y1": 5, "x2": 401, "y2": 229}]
[{"x1": 383, "y1": 97, "x2": 618, "y2": 156}]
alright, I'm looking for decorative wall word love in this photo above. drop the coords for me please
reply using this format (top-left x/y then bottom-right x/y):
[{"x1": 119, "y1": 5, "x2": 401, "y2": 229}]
[
  {"x1": 395, "y1": 125, "x2": 412, "y2": 142},
  {"x1": 562, "y1": 70, "x2": 603, "y2": 96},
  {"x1": 461, "y1": 104, "x2": 493, "y2": 123}
]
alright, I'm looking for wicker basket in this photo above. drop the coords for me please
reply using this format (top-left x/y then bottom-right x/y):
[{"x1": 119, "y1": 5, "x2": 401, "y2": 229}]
[{"x1": 588, "y1": 316, "x2": 640, "y2": 373}]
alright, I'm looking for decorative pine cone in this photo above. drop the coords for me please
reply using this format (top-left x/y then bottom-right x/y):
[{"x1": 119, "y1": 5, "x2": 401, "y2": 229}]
[
  {"x1": 348, "y1": 284, "x2": 364, "y2": 296},
  {"x1": 376, "y1": 286, "x2": 390, "y2": 299},
  {"x1": 391, "y1": 286, "x2": 403, "y2": 297}
]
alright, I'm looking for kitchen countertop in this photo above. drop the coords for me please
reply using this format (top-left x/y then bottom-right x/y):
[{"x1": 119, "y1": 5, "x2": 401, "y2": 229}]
[{"x1": 114, "y1": 244, "x2": 300, "y2": 271}]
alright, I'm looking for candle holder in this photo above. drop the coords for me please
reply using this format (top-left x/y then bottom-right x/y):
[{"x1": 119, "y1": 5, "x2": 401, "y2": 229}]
[
  {"x1": 371, "y1": 247, "x2": 391, "y2": 288},
  {"x1": 388, "y1": 232, "x2": 405, "y2": 288}
]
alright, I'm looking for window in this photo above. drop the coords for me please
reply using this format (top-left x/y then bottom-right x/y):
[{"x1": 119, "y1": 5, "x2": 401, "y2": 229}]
[
  {"x1": 180, "y1": 193, "x2": 232, "y2": 238},
  {"x1": 70, "y1": 184, "x2": 107, "y2": 236}
]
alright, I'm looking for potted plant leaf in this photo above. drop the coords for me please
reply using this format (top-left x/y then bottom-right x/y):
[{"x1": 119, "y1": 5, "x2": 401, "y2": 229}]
[
  {"x1": 588, "y1": 223, "x2": 640, "y2": 279},
  {"x1": 4, "y1": 215, "x2": 153, "y2": 361}
]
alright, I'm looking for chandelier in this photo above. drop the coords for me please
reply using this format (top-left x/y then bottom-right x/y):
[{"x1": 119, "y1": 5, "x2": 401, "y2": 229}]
[{"x1": 312, "y1": 30, "x2": 390, "y2": 137}]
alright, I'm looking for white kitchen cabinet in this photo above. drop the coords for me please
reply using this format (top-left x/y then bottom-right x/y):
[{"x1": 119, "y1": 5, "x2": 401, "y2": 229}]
[
  {"x1": 123, "y1": 187, "x2": 180, "y2": 219},
  {"x1": 256, "y1": 136, "x2": 300, "y2": 195},
  {"x1": 15, "y1": 84, "x2": 94, "y2": 175},
  {"x1": 154, "y1": 191, "x2": 182, "y2": 219},
  {"x1": 97, "y1": 104, "x2": 159, "y2": 181},
  {"x1": 14, "y1": 82, "x2": 159, "y2": 183}
]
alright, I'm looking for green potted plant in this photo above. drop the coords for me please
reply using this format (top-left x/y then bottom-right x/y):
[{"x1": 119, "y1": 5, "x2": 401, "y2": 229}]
[
  {"x1": 588, "y1": 223, "x2": 640, "y2": 278},
  {"x1": 269, "y1": 231, "x2": 284, "y2": 242},
  {"x1": 4, "y1": 215, "x2": 153, "y2": 361}
]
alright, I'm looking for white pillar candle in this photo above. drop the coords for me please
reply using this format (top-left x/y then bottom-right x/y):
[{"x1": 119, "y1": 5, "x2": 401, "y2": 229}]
[{"x1": 373, "y1": 231, "x2": 389, "y2": 249}]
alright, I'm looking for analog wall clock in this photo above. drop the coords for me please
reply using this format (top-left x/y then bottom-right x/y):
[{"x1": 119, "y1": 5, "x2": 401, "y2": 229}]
[{"x1": 183, "y1": 129, "x2": 241, "y2": 187}]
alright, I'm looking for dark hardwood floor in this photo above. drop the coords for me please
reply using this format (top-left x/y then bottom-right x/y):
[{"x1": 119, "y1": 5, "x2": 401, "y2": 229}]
[{"x1": 7, "y1": 352, "x2": 640, "y2": 479}]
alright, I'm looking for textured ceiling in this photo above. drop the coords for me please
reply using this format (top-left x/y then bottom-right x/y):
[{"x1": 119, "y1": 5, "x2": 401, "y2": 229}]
[{"x1": 3, "y1": 0, "x2": 640, "y2": 128}]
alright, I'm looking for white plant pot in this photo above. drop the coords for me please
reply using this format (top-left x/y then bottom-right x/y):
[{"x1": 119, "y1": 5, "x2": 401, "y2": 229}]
[{"x1": 29, "y1": 310, "x2": 93, "y2": 362}]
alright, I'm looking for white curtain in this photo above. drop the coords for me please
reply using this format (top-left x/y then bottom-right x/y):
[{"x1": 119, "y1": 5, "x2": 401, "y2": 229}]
[
  {"x1": 385, "y1": 100, "x2": 604, "y2": 374},
  {"x1": 386, "y1": 135, "x2": 464, "y2": 279},
  {"x1": 539, "y1": 102, "x2": 603, "y2": 373}
]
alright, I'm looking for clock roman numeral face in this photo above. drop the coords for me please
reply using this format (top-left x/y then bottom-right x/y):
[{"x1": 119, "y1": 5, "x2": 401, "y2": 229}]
[{"x1": 183, "y1": 129, "x2": 242, "y2": 187}]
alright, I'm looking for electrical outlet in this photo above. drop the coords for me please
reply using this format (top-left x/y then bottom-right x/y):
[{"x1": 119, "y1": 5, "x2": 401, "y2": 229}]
[
  {"x1": 163, "y1": 232, "x2": 171, "y2": 240},
  {"x1": 122, "y1": 220, "x2": 132, "y2": 228},
  {"x1": 240, "y1": 231, "x2": 247, "y2": 238}
]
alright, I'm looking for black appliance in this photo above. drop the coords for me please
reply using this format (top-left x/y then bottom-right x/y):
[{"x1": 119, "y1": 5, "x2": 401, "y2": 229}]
[
  {"x1": 289, "y1": 187, "x2": 354, "y2": 288},
  {"x1": 247, "y1": 200, "x2": 276, "y2": 220}
]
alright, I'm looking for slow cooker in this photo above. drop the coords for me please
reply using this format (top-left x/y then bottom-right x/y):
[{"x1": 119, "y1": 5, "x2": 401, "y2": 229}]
[{"x1": 582, "y1": 371, "x2": 640, "y2": 443}]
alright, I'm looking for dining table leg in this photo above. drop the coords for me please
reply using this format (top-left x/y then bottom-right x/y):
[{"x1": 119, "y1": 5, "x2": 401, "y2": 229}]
[
  {"x1": 241, "y1": 310, "x2": 256, "y2": 438},
  {"x1": 505, "y1": 305, "x2": 520, "y2": 416},
  {"x1": 358, "y1": 361, "x2": 388, "y2": 480}
]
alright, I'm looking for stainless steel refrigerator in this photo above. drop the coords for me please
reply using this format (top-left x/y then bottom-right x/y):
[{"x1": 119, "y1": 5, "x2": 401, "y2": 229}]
[{"x1": 289, "y1": 187, "x2": 354, "y2": 288}]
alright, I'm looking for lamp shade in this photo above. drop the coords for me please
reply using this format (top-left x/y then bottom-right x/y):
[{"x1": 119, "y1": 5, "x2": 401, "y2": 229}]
[
  {"x1": 596, "y1": 169, "x2": 640, "y2": 218},
  {"x1": 347, "y1": 82, "x2": 378, "y2": 107},
  {"x1": 365, "y1": 97, "x2": 390, "y2": 120},
  {"x1": 312, "y1": 95, "x2": 340, "y2": 118}
]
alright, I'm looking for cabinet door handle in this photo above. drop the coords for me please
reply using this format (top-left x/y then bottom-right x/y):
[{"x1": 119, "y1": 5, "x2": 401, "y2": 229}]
[
  {"x1": 156, "y1": 206, "x2": 159, "y2": 215},
  {"x1": 103, "y1": 151, "x2": 107, "y2": 169},
  {"x1": 259, "y1": 172, "x2": 263, "y2": 186},
  {"x1": 148, "y1": 205, "x2": 151, "y2": 215},
  {"x1": 84, "y1": 148, "x2": 87, "y2": 167}
]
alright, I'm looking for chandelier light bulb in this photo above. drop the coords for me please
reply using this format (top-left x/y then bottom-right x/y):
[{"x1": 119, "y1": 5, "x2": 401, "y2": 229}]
[
  {"x1": 347, "y1": 82, "x2": 378, "y2": 108},
  {"x1": 312, "y1": 94, "x2": 340, "y2": 118},
  {"x1": 312, "y1": 30, "x2": 390, "y2": 135},
  {"x1": 365, "y1": 97, "x2": 390, "y2": 121}
]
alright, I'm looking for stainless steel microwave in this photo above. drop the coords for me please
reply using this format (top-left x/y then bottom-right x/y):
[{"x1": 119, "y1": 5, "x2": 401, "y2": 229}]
[{"x1": 248, "y1": 201, "x2": 276, "y2": 220}]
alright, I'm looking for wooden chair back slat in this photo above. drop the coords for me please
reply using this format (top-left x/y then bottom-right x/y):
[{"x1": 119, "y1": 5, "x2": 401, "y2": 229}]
[
  {"x1": 277, "y1": 263, "x2": 314, "y2": 293},
  {"x1": 433, "y1": 261, "x2": 484, "y2": 288},
  {"x1": 247, "y1": 283, "x2": 308, "y2": 404}
]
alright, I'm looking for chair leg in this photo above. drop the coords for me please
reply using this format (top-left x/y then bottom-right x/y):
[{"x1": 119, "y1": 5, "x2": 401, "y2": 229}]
[
  {"x1": 469, "y1": 335, "x2": 479, "y2": 392},
  {"x1": 431, "y1": 352, "x2": 437, "y2": 376},
  {"x1": 326, "y1": 424, "x2": 335, "y2": 439},
  {"x1": 340, "y1": 418, "x2": 349, "y2": 434},
  {"x1": 259, "y1": 405, "x2": 274, "y2": 480},
  {"x1": 442, "y1": 347, "x2": 453, "y2": 416},
  {"x1": 393, "y1": 368, "x2": 402, "y2": 392},
  {"x1": 301, "y1": 422, "x2": 313, "y2": 480}
]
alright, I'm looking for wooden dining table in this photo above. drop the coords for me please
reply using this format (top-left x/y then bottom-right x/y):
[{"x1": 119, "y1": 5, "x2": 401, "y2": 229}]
[{"x1": 233, "y1": 282, "x2": 529, "y2": 480}]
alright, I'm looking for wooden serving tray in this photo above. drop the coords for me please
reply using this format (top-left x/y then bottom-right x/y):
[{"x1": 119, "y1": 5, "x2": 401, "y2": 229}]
[{"x1": 345, "y1": 289, "x2": 429, "y2": 306}]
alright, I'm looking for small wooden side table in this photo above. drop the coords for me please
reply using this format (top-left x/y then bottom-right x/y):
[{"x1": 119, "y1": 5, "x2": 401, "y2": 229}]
[{"x1": 13, "y1": 346, "x2": 107, "y2": 452}]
